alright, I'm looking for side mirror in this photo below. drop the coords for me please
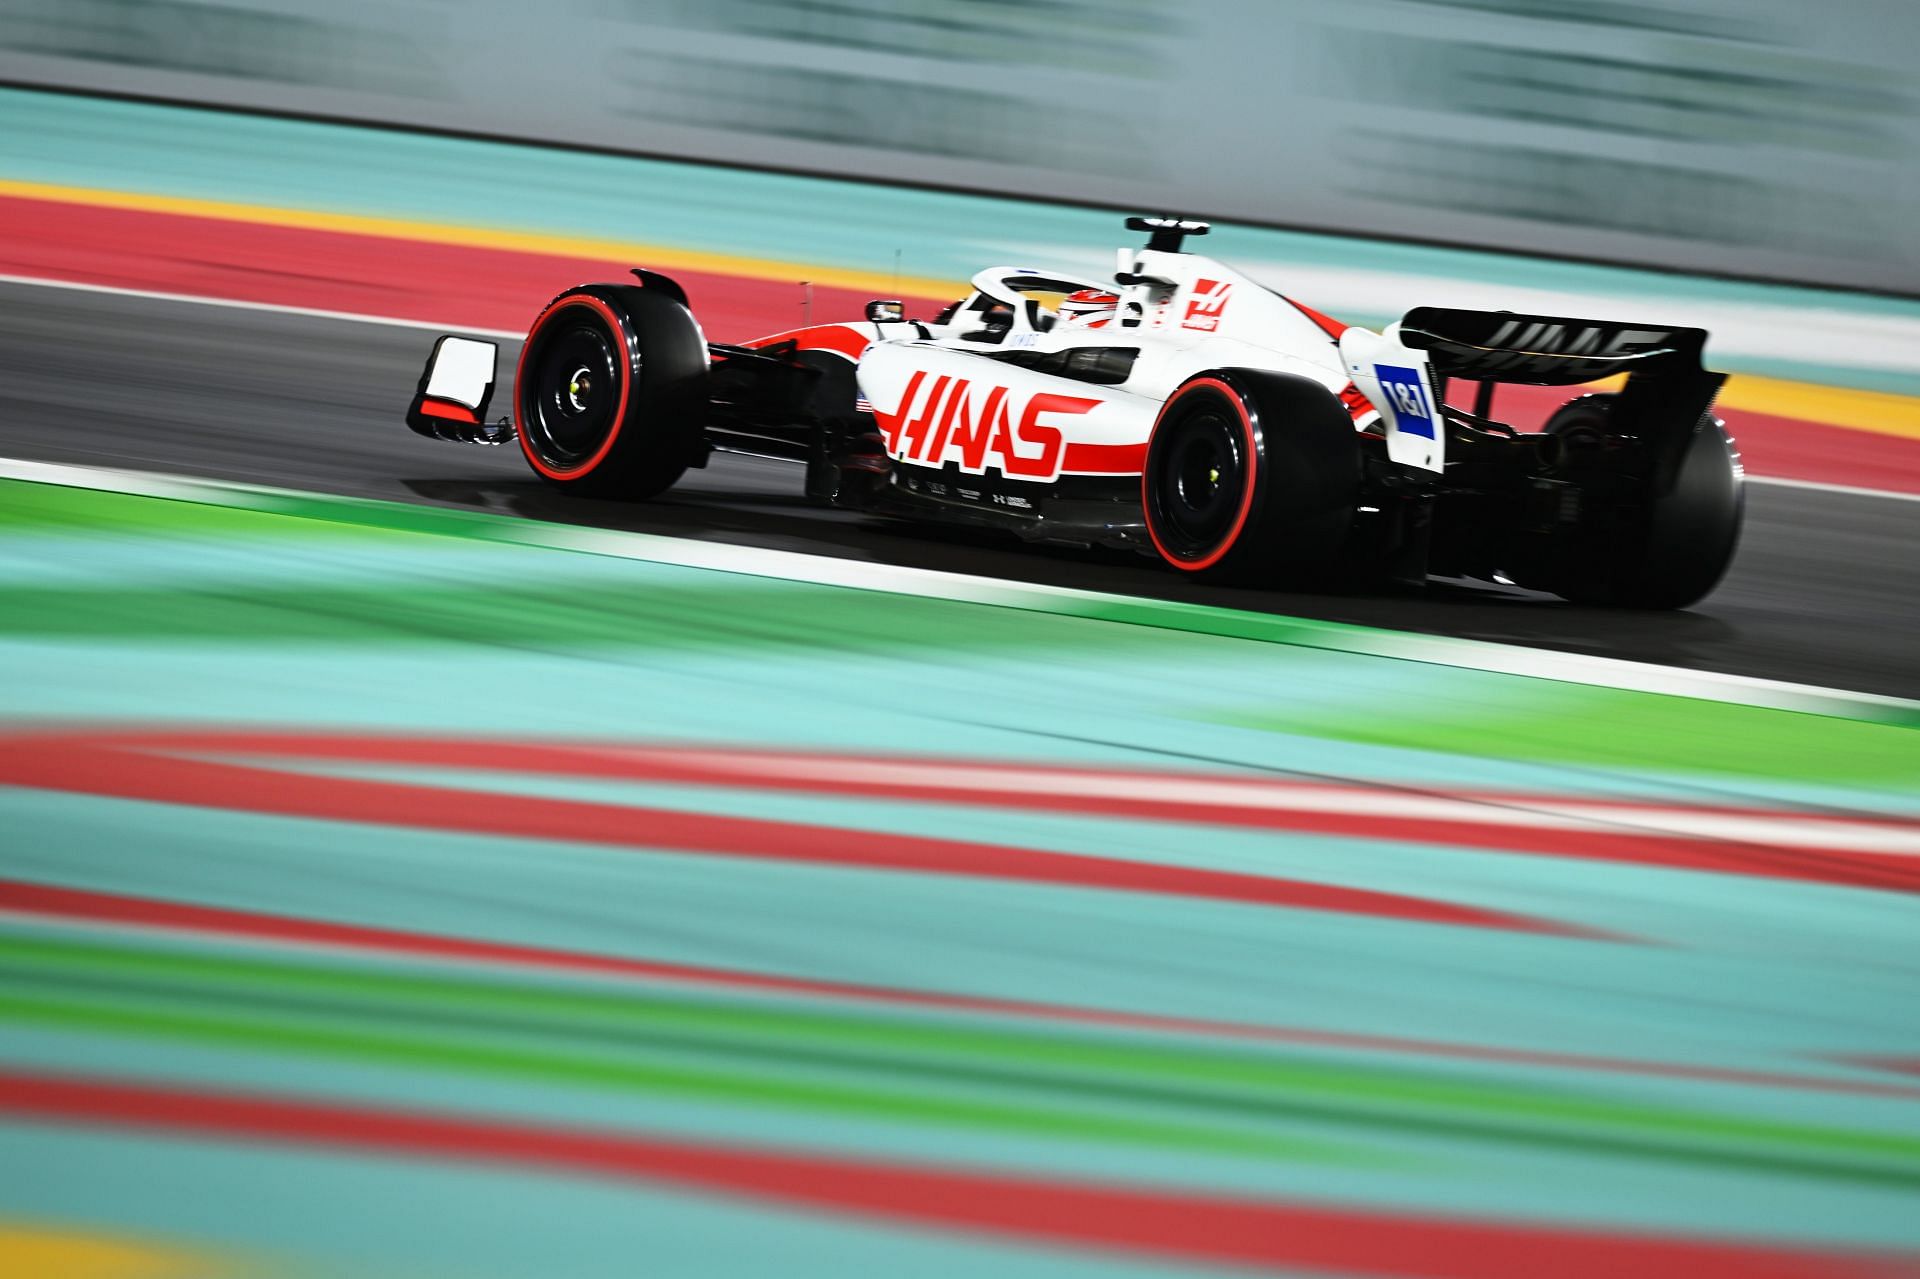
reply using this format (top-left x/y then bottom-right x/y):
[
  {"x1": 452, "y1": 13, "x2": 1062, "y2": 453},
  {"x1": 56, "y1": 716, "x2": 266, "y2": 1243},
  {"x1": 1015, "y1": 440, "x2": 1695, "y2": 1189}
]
[{"x1": 865, "y1": 300, "x2": 905, "y2": 324}]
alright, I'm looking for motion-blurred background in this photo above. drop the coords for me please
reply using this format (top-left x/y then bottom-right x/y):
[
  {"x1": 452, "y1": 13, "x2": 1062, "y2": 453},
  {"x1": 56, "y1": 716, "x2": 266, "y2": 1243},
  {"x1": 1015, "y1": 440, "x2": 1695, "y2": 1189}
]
[
  {"x1": 4, "y1": 0, "x2": 1918, "y2": 290},
  {"x1": 2, "y1": 5, "x2": 1919, "y2": 1279}
]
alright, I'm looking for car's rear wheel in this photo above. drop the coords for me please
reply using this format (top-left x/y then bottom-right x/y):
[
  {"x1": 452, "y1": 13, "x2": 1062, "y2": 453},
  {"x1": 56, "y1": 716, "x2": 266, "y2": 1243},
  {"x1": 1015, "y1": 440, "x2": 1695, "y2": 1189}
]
[
  {"x1": 1540, "y1": 392, "x2": 1743, "y2": 608},
  {"x1": 514, "y1": 284, "x2": 707, "y2": 496},
  {"x1": 1142, "y1": 370, "x2": 1359, "y2": 585}
]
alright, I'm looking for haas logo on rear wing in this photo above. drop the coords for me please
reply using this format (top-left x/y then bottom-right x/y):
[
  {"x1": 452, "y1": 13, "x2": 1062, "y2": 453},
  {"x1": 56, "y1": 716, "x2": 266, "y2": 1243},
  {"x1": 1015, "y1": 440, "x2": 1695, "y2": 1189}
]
[
  {"x1": 1398, "y1": 308, "x2": 1709, "y2": 385},
  {"x1": 1351, "y1": 308, "x2": 1723, "y2": 474}
]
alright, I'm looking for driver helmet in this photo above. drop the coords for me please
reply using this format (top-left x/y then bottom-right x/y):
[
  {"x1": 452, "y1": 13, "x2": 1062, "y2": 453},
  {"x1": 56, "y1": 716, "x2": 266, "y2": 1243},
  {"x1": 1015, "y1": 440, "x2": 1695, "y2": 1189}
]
[{"x1": 1056, "y1": 288, "x2": 1120, "y2": 329}]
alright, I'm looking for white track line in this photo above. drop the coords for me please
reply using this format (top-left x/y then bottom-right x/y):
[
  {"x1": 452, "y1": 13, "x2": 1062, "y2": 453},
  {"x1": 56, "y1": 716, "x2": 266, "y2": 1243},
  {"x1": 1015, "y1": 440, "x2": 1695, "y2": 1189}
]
[
  {"x1": 667, "y1": 752, "x2": 1920, "y2": 854},
  {"x1": 1744, "y1": 474, "x2": 1920, "y2": 503},
  {"x1": 3, "y1": 454, "x2": 1915, "y2": 725},
  {"x1": 0, "y1": 272, "x2": 522, "y2": 341}
]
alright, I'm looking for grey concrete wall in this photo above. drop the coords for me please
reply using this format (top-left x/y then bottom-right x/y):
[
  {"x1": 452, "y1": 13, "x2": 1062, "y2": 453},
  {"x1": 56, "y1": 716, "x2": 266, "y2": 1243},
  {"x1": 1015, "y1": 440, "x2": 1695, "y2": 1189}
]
[{"x1": 2, "y1": 0, "x2": 1913, "y2": 293}]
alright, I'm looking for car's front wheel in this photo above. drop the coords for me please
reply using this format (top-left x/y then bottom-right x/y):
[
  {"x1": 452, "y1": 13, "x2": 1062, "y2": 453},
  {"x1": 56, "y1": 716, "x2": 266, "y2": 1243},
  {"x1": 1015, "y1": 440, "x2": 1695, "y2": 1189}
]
[{"x1": 514, "y1": 283, "x2": 707, "y2": 497}]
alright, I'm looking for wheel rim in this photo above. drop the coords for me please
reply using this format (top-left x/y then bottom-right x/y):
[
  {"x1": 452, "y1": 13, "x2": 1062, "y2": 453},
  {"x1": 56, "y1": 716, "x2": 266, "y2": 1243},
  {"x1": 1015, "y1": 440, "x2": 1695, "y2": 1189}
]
[
  {"x1": 1150, "y1": 403, "x2": 1246, "y2": 557},
  {"x1": 521, "y1": 315, "x2": 627, "y2": 470}
]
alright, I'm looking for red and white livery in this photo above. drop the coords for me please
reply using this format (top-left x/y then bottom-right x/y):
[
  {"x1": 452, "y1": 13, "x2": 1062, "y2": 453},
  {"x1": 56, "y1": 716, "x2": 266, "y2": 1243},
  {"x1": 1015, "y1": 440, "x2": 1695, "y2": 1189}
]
[{"x1": 405, "y1": 217, "x2": 1742, "y2": 606}]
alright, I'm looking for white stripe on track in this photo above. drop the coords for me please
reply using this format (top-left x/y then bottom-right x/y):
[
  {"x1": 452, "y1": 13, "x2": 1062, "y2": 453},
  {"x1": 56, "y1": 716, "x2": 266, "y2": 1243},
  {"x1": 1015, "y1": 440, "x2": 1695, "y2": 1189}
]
[
  {"x1": 2, "y1": 454, "x2": 1915, "y2": 725},
  {"x1": 0, "y1": 271, "x2": 522, "y2": 341},
  {"x1": 665, "y1": 752, "x2": 1920, "y2": 856},
  {"x1": 1745, "y1": 474, "x2": 1920, "y2": 503}
]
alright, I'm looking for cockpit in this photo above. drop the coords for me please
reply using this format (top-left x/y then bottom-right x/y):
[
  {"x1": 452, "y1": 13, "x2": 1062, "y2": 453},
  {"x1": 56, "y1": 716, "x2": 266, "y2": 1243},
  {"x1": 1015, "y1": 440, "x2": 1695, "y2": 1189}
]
[{"x1": 932, "y1": 268, "x2": 1122, "y2": 343}]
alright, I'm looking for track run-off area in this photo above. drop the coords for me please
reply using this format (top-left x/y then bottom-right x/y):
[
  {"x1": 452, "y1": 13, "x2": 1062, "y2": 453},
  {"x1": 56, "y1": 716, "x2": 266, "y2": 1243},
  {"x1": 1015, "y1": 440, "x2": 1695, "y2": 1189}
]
[{"x1": 1, "y1": 85, "x2": 1918, "y2": 1277}]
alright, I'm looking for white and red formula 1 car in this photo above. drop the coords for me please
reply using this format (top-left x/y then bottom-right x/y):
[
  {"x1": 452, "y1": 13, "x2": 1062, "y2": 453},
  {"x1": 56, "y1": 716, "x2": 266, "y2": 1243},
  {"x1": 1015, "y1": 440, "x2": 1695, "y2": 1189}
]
[{"x1": 406, "y1": 217, "x2": 1741, "y2": 606}]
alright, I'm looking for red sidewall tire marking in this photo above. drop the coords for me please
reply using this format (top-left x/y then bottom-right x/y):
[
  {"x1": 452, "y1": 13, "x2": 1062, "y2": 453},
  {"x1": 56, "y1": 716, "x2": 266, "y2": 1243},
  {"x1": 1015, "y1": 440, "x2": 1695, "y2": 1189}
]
[
  {"x1": 515, "y1": 294, "x2": 634, "y2": 481},
  {"x1": 1143, "y1": 377, "x2": 1261, "y2": 574}
]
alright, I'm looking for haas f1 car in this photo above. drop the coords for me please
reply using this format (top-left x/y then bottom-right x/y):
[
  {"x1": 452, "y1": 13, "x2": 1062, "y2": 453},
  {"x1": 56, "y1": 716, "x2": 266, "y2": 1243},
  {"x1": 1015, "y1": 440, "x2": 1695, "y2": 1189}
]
[{"x1": 406, "y1": 217, "x2": 1741, "y2": 607}]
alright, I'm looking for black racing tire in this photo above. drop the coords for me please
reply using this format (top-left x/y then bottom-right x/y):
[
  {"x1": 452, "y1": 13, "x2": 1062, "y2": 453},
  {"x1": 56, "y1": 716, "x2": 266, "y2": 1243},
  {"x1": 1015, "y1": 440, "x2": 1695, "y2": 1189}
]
[
  {"x1": 513, "y1": 283, "x2": 708, "y2": 497},
  {"x1": 1142, "y1": 369, "x2": 1360, "y2": 586},
  {"x1": 1542, "y1": 392, "x2": 1743, "y2": 609}
]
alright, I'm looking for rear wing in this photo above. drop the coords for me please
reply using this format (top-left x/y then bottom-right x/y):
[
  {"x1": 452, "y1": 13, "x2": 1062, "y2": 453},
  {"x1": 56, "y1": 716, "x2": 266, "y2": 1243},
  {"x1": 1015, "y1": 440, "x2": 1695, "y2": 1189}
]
[
  {"x1": 1395, "y1": 308, "x2": 1725, "y2": 465},
  {"x1": 1397, "y1": 308, "x2": 1710, "y2": 385}
]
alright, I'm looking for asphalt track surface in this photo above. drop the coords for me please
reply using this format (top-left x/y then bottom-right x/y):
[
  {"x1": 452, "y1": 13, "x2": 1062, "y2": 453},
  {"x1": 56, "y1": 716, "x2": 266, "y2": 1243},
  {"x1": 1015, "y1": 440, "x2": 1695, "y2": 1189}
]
[{"x1": 3, "y1": 278, "x2": 1915, "y2": 699}]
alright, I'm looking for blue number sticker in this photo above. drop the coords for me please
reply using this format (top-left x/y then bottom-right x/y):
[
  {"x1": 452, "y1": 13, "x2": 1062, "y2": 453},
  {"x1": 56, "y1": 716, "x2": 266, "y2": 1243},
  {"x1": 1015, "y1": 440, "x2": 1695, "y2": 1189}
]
[{"x1": 1375, "y1": 365, "x2": 1435, "y2": 439}]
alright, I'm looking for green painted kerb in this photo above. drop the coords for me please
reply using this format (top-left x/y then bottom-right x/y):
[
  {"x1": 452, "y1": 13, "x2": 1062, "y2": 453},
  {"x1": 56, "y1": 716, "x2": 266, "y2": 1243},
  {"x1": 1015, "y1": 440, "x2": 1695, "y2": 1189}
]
[
  {"x1": 1218, "y1": 687, "x2": 1920, "y2": 786},
  {"x1": 3, "y1": 469, "x2": 1914, "y2": 737},
  {"x1": 10, "y1": 931, "x2": 1920, "y2": 1188}
]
